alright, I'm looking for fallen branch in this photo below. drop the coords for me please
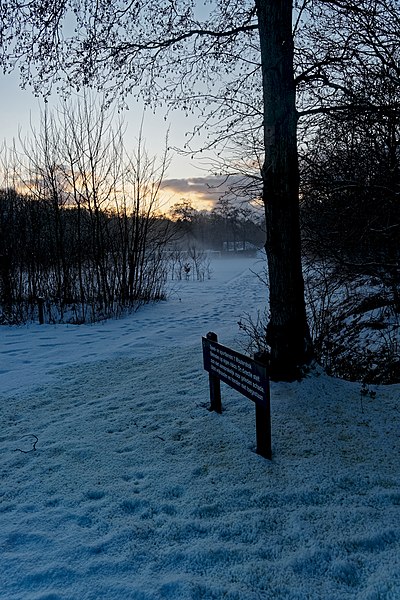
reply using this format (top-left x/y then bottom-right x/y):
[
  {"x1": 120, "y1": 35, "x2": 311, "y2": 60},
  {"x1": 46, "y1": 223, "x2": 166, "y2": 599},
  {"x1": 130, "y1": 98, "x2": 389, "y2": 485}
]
[{"x1": 15, "y1": 434, "x2": 38, "y2": 453}]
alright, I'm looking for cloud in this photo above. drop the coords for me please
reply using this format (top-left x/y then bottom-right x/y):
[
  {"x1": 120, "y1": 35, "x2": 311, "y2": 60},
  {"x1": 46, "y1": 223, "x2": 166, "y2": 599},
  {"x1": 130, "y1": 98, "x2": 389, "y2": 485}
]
[
  {"x1": 162, "y1": 175, "x2": 227, "y2": 196},
  {"x1": 161, "y1": 174, "x2": 261, "y2": 211}
]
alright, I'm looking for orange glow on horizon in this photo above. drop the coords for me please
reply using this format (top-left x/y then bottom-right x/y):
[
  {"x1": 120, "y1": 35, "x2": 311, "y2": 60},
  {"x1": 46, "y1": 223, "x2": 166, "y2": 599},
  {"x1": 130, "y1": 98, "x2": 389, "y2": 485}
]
[{"x1": 159, "y1": 189, "x2": 216, "y2": 215}]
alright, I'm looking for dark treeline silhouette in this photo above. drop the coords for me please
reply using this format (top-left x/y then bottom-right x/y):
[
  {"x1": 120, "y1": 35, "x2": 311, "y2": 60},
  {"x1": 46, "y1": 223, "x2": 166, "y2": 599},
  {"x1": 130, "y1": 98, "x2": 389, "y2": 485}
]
[
  {"x1": 0, "y1": 189, "x2": 172, "y2": 323},
  {"x1": 0, "y1": 187, "x2": 173, "y2": 324},
  {"x1": 0, "y1": 188, "x2": 265, "y2": 325}
]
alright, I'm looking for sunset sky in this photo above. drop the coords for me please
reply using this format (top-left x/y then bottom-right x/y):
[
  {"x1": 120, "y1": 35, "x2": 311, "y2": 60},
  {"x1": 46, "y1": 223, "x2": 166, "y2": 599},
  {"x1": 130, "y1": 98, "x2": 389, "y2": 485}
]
[{"x1": 0, "y1": 71, "x2": 225, "y2": 212}]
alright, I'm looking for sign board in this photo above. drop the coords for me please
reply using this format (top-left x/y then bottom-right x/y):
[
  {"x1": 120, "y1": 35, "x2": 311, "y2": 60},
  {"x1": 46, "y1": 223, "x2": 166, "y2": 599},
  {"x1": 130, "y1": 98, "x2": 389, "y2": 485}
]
[
  {"x1": 202, "y1": 332, "x2": 272, "y2": 459},
  {"x1": 202, "y1": 337, "x2": 268, "y2": 406}
]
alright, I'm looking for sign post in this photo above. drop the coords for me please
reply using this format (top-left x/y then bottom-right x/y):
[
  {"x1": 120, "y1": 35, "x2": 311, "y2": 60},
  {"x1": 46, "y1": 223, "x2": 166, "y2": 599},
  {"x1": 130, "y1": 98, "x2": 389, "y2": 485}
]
[
  {"x1": 202, "y1": 332, "x2": 271, "y2": 459},
  {"x1": 205, "y1": 332, "x2": 222, "y2": 413}
]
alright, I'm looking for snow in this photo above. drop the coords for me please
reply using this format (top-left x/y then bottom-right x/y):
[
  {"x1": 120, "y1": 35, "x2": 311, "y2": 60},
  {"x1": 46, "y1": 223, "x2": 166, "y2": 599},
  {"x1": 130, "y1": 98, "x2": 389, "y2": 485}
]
[{"x1": 1, "y1": 255, "x2": 399, "y2": 600}]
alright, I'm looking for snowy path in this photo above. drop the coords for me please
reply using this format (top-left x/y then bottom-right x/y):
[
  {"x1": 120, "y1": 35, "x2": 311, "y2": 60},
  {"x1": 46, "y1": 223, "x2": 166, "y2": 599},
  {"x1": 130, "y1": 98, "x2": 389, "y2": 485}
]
[
  {"x1": 0, "y1": 256, "x2": 265, "y2": 395},
  {"x1": 0, "y1": 256, "x2": 399, "y2": 599}
]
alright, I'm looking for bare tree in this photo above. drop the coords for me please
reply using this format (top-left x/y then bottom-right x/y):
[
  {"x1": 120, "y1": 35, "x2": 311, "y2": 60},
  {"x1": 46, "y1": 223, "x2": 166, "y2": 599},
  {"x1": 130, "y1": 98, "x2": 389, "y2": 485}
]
[{"x1": 0, "y1": 96, "x2": 174, "y2": 323}]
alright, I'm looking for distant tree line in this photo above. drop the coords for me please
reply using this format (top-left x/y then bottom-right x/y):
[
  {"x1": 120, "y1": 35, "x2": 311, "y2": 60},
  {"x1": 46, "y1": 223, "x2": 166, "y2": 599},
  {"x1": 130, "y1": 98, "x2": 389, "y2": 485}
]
[
  {"x1": 170, "y1": 198, "x2": 265, "y2": 254},
  {"x1": 0, "y1": 184, "x2": 266, "y2": 325}
]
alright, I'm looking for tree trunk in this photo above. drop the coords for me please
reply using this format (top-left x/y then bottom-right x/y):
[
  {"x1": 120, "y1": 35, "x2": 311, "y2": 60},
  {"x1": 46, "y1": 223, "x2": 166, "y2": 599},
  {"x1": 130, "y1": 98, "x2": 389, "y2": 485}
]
[{"x1": 255, "y1": 0, "x2": 313, "y2": 380}]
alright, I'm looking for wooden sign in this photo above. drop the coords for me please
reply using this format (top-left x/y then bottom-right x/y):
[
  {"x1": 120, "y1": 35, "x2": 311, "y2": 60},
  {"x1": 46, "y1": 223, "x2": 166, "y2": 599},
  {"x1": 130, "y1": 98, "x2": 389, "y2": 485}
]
[{"x1": 202, "y1": 332, "x2": 272, "y2": 459}]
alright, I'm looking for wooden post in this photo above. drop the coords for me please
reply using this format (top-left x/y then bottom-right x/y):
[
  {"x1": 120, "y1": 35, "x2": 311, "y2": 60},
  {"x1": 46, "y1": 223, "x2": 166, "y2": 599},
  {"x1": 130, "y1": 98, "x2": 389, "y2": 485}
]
[
  {"x1": 38, "y1": 297, "x2": 44, "y2": 325},
  {"x1": 254, "y1": 351, "x2": 272, "y2": 459},
  {"x1": 255, "y1": 402, "x2": 272, "y2": 459},
  {"x1": 202, "y1": 334, "x2": 272, "y2": 460},
  {"x1": 207, "y1": 332, "x2": 222, "y2": 413}
]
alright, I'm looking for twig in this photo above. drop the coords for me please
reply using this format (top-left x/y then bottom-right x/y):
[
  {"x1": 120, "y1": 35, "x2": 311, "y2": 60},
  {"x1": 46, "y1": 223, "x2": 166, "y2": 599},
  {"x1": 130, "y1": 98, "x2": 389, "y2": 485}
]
[{"x1": 15, "y1": 434, "x2": 38, "y2": 453}]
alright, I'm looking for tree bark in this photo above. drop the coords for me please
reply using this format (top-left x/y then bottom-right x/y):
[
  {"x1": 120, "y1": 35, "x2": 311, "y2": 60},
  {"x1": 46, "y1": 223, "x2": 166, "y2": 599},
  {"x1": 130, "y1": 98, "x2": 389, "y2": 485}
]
[{"x1": 255, "y1": 0, "x2": 313, "y2": 380}]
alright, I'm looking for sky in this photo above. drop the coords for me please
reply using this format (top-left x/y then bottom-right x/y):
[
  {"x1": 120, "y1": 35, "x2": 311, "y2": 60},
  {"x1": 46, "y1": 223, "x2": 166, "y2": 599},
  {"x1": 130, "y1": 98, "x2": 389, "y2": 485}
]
[
  {"x1": 1, "y1": 254, "x2": 399, "y2": 599},
  {"x1": 0, "y1": 0, "x2": 263, "y2": 215},
  {"x1": 0, "y1": 70, "x2": 224, "y2": 212}
]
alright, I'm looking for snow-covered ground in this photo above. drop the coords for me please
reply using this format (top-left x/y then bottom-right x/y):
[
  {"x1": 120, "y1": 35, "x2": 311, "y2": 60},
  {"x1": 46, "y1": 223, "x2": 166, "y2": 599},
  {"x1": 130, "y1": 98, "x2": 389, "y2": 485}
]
[{"x1": 1, "y1": 255, "x2": 399, "y2": 600}]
